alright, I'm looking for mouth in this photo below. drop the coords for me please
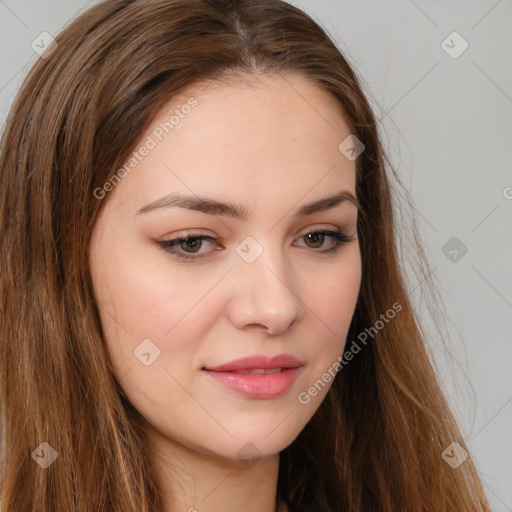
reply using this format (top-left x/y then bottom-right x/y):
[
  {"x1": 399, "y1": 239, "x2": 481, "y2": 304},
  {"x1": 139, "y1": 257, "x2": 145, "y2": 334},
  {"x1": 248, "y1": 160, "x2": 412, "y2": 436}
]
[
  {"x1": 201, "y1": 365, "x2": 302, "y2": 399},
  {"x1": 201, "y1": 354, "x2": 303, "y2": 398}
]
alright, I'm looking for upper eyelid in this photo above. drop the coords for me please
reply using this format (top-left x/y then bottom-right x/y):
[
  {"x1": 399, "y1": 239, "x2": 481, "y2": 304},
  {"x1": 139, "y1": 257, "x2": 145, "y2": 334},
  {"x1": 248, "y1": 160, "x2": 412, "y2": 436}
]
[{"x1": 162, "y1": 223, "x2": 351, "y2": 239}]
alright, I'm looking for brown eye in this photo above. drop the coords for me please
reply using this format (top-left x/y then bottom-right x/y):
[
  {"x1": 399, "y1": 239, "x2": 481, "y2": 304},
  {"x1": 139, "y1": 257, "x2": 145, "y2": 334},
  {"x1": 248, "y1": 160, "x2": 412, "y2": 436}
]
[
  {"x1": 159, "y1": 235, "x2": 217, "y2": 259},
  {"x1": 296, "y1": 230, "x2": 352, "y2": 253},
  {"x1": 303, "y1": 232, "x2": 325, "y2": 249},
  {"x1": 179, "y1": 237, "x2": 203, "y2": 253},
  {"x1": 158, "y1": 229, "x2": 352, "y2": 261}
]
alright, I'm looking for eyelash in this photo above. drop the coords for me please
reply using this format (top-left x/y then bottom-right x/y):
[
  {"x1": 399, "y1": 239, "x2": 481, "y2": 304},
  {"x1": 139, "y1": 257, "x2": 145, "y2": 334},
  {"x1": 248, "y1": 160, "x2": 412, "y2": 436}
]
[{"x1": 158, "y1": 229, "x2": 353, "y2": 261}]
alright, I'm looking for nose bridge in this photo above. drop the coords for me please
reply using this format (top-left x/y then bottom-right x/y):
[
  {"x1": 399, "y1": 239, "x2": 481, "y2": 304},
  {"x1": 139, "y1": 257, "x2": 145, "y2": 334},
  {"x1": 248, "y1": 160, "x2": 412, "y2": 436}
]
[
  {"x1": 236, "y1": 234, "x2": 290, "y2": 290},
  {"x1": 229, "y1": 234, "x2": 304, "y2": 332}
]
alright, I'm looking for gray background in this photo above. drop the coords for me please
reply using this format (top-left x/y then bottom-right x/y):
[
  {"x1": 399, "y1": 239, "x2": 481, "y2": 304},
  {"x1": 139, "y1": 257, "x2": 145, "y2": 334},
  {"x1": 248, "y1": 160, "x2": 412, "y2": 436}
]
[{"x1": 1, "y1": 0, "x2": 511, "y2": 509}]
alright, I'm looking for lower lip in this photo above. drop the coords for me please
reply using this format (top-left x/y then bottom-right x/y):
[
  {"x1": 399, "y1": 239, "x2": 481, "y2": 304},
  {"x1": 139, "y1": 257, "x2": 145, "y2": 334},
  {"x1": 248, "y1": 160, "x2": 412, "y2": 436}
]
[{"x1": 202, "y1": 367, "x2": 301, "y2": 399}]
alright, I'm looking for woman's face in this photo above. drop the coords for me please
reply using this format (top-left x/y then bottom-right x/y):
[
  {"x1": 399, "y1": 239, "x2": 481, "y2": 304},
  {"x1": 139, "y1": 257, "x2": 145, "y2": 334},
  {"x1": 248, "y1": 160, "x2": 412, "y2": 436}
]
[{"x1": 89, "y1": 73, "x2": 362, "y2": 462}]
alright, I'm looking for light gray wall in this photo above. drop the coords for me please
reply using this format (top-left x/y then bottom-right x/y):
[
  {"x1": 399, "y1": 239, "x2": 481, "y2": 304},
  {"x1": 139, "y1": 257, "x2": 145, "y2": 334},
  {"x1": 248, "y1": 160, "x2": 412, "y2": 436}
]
[{"x1": 1, "y1": 1, "x2": 510, "y2": 509}]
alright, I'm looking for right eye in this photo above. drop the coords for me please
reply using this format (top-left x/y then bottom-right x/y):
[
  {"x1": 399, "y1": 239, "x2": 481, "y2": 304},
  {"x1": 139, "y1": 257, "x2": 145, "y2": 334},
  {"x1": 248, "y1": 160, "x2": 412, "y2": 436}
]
[{"x1": 158, "y1": 233, "x2": 219, "y2": 260}]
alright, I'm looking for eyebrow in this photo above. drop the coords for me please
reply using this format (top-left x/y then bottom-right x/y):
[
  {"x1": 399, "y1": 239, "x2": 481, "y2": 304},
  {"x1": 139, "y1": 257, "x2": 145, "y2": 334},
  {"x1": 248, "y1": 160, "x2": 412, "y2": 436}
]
[{"x1": 135, "y1": 190, "x2": 361, "y2": 219}]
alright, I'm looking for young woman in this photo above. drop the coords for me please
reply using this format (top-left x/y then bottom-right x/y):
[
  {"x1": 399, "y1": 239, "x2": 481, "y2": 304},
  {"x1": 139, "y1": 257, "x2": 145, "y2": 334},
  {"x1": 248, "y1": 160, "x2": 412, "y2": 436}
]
[{"x1": 0, "y1": 0, "x2": 491, "y2": 511}]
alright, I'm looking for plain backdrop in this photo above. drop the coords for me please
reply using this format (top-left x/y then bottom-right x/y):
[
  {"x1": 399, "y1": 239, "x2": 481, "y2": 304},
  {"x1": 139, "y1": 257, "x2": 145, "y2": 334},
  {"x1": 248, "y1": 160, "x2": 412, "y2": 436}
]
[{"x1": 1, "y1": 0, "x2": 511, "y2": 510}]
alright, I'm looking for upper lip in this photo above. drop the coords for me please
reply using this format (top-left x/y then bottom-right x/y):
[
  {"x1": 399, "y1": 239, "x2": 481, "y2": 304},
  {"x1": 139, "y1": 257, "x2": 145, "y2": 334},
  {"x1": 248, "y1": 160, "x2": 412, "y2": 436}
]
[{"x1": 203, "y1": 354, "x2": 303, "y2": 372}]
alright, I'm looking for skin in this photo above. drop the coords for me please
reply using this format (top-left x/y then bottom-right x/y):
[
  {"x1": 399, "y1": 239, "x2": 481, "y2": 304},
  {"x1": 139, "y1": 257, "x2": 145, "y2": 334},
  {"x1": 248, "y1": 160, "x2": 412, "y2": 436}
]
[{"x1": 89, "y1": 72, "x2": 362, "y2": 512}]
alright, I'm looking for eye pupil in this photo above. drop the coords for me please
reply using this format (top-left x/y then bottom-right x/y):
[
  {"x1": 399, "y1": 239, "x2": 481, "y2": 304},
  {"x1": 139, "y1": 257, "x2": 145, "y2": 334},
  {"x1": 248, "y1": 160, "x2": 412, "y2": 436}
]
[
  {"x1": 305, "y1": 232, "x2": 324, "y2": 248},
  {"x1": 182, "y1": 237, "x2": 201, "y2": 252}
]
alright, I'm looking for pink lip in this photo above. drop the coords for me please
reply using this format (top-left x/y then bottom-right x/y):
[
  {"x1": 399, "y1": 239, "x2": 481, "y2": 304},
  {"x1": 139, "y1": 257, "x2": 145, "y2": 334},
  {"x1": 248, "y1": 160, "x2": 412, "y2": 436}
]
[
  {"x1": 203, "y1": 354, "x2": 302, "y2": 372},
  {"x1": 202, "y1": 354, "x2": 303, "y2": 399}
]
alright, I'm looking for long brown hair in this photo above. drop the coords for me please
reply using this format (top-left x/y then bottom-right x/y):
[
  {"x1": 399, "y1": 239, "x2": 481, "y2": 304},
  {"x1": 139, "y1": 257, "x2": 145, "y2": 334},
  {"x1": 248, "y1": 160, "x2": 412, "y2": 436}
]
[{"x1": 0, "y1": 0, "x2": 491, "y2": 510}]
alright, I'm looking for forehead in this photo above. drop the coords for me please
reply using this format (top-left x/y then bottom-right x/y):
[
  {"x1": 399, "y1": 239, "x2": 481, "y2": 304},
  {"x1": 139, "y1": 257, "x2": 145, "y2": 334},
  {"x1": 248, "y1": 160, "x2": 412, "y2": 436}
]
[
  {"x1": 144, "y1": 73, "x2": 353, "y2": 165},
  {"x1": 104, "y1": 72, "x2": 357, "y2": 218},
  {"x1": 157, "y1": 72, "x2": 353, "y2": 141}
]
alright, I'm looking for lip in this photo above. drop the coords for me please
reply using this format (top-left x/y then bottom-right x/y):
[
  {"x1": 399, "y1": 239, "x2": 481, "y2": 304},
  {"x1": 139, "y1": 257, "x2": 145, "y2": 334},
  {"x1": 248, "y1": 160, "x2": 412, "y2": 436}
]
[
  {"x1": 202, "y1": 354, "x2": 303, "y2": 399},
  {"x1": 203, "y1": 354, "x2": 302, "y2": 372}
]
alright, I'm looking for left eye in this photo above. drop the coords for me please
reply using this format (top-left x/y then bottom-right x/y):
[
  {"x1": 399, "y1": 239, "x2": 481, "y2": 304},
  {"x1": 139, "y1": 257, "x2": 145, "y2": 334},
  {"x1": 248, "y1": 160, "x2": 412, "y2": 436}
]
[{"x1": 158, "y1": 229, "x2": 352, "y2": 261}]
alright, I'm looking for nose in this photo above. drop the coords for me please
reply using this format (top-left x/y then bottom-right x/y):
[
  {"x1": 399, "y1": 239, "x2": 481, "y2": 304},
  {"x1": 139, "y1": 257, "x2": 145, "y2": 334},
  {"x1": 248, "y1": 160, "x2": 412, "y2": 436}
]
[{"x1": 226, "y1": 240, "x2": 305, "y2": 335}]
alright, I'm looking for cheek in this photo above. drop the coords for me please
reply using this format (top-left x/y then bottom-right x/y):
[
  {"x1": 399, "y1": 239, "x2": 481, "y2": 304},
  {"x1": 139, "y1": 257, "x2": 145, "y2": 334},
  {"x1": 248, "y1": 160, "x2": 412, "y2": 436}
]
[
  {"x1": 301, "y1": 251, "x2": 361, "y2": 377},
  {"x1": 91, "y1": 254, "x2": 209, "y2": 425},
  {"x1": 308, "y1": 250, "x2": 361, "y2": 339},
  {"x1": 92, "y1": 242, "x2": 228, "y2": 378},
  {"x1": 94, "y1": 238, "x2": 199, "y2": 332}
]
